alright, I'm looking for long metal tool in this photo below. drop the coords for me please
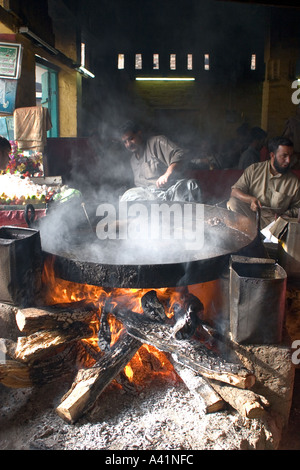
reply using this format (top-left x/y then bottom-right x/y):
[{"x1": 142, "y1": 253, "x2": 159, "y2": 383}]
[{"x1": 81, "y1": 202, "x2": 94, "y2": 233}]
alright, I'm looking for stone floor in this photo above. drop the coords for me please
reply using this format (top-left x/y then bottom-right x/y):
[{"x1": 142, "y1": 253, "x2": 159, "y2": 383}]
[
  {"x1": 279, "y1": 284, "x2": 300, "y2": 450},
  {"x1": 0, "y1": 325, "x2": 296, "y2": 451},
  {"x1": 279, "y1": 368, "x2": 300, "y2": 450}
]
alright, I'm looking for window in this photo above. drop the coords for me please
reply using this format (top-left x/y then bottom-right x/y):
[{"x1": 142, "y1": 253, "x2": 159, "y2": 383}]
[
  {"x1": 118, "y1": 54, "x2": 125, "y2": 69},
  {"x1": 187, "y1": 54, "x2": 193, "y2": 70},
  {"x1": 251, "y1": 54, "x2": 256, "y2": 71},
  {"x1": 81, "y1": 42, "x2": 86, "y2": 67},
  {"x1": 170, "y1": 54, "x2": 176, "y2": 70},
  {"x1": 204, "y1": 54, "x2": 210, "y2": 70},
  {"x1": 135, "y1": 53, "x2": 142, "y2": 70},
  {"x1": 153, "y1": 53, "x2": 159, "y2": 69}
]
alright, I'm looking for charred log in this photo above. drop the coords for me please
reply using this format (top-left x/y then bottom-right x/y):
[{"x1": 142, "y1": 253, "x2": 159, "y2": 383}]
[
  {"x1": 141, "y1": 290, "x2": 168, "y2": 323},
  {"x1": 97, "y1": 301, "x2": 113, "y2": 353},
  {"x1": 111, "y1": 307, "x2": 255, "y2": 389},
  {"x1": 30, "y1": 343, "x2": 79, "y2": 386},
  {"x1": 173, "y1": 293, "x2": 204, "y2": 340},
  {"x1": 0, "y1": 303, "x2": 20, "y2": 341}
]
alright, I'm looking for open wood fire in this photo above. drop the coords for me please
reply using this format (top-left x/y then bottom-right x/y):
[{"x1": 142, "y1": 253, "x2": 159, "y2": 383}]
[{"x1": 0, "y1": 255, "x2": 276, "y2": 426}]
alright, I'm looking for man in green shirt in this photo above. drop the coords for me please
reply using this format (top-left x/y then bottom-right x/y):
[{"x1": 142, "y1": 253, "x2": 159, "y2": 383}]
[{"x1": 227, "y1": 137, "x2": 300, "y2": 228}]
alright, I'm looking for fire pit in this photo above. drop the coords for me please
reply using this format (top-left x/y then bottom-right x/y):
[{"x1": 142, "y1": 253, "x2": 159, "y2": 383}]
[
  {"x1": 0, "y1": 268, "x2": 294, "y2": 450},
  {"x1": 0, "y1": 202, "x2": 295, "y2": 449}
]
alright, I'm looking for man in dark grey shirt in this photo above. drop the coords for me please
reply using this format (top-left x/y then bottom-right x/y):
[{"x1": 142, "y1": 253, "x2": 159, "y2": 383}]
[
  {"x1": 119, "y1": 121, "x2": 202, "y2": 202},
  {"x1": 238, "y1": 127, "x2": 267, "y2": 170}
]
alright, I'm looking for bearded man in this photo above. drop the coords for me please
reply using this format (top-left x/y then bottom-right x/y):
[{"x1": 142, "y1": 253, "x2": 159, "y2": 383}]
[{"x1": 227, "y1": 137, "x2": 300, "y2": 228}]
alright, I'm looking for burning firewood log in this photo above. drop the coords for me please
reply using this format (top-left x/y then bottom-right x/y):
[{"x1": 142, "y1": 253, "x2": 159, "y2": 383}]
[
  {"x1": 140, "y1": 290, "x2": 169, "y2": 323},
  {"x1": 111, "y1": 307, "x2": 255, "y2": 390},
  {"x1": 172, "y1": 293, "x2": 204, "y2": 340},
  {"x1": 97, "y1": 300, "x2": 113, "y2": 353}
]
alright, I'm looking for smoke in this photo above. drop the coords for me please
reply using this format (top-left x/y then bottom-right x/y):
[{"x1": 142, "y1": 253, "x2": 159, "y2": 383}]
[{"x1": 39, "y1": 0, "x2": 268, "y2": 264}]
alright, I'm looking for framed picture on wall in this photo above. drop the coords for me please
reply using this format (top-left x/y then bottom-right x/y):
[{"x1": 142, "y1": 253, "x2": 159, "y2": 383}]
[
  {"x1": 0, "y1": 79, "x2": 18, "y2": 113},
  {"x1": 0, "y1": 43, "x2": 23, "y2": 80}
]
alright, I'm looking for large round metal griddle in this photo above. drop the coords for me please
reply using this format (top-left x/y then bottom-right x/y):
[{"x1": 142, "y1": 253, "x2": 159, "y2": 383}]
[{"x1": 41, "y1": 203, "x2": 263, "y2": 288}]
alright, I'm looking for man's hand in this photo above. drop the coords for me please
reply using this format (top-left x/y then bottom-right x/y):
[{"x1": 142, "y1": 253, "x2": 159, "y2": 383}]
[
  {"x1": 249, "y1": 197, "x2": 261, "y2": 212},
  {"x1": 156, "y1": 162, "x2": 183, "y2": 188},
  {"x1": 156, "y1": 172, "x2": 170, "y2": 188},
  {"x1": 231, "y1": 188, "x2": 261, "y2": 212}
]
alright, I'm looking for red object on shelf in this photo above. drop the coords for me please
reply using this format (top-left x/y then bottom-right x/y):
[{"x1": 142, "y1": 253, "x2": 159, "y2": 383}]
[{"x1": 0, "y1": 208, "x2": 46, "y2": 228}]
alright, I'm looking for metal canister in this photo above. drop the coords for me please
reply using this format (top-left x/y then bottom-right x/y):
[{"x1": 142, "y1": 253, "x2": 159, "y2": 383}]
[
  {"x1": 0, "y1": 226, "x2": 42, "y2": 307},
  {"x1": 229, "y1": 255, "x2": 287, "y2": 344}
]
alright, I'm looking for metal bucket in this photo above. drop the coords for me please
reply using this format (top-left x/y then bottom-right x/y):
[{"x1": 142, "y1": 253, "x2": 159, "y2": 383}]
[
  {"x1": 229, "y1": 255, "x2": 287, "y2": 344},
  {"x1": 0, "y1": 226, "x2": 42, "y2": 307}
]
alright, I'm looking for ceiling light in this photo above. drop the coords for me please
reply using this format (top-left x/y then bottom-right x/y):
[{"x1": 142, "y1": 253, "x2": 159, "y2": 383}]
[
  {"x1": 19, "y1": 27, "x2": 59, "y2": 55},
  {"x1": 136, "y1": 77, "x2": 195, "y2": 81},
  {"x1": 77, "y1": 65, "x2": 95, "y2": 79}
]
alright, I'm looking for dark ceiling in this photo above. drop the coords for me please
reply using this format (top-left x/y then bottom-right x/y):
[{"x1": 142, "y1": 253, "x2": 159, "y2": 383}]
[
  {"x1": 216, "y1": 0, "x2": 300, "y2": 7},
  {"x1": 57, "y1": 0, "x2": 300, "y2": 82}
]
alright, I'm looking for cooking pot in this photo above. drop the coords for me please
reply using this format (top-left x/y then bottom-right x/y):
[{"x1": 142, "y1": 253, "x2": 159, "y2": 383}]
[{"x1": 37, "y1": 201, "x2": 266, "y2": 288}]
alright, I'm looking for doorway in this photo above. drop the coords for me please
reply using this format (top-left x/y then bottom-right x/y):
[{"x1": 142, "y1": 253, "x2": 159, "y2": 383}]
[{"x1": 35, "y1": 62, "x2": 59, "y2": 137}]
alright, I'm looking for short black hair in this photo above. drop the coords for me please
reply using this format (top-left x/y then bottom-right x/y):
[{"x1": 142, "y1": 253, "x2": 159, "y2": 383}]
[
  {"x1": 249, "y1": 127, "x2": 267, "y2": 141},
  {"x1": 268, "y1": 136, "x2": 293, "y2": 154},
  {"x1": 0, "y1": 136, "x2": 11, "y2": 152},
  {"x1": 118, "y1": 120, "x2": 141, "y2": 137}
]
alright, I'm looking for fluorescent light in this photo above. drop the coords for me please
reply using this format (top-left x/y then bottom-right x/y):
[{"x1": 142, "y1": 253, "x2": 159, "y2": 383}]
[
  {"x1": 78, "y1": 65, "x2": 95, "y2": 78},
  {"x1": 19, "y1": 27, "x2": 59, "y2": 55},
  {"x1": 136, "y1": 77, "x2": 195, "y2": 81}
]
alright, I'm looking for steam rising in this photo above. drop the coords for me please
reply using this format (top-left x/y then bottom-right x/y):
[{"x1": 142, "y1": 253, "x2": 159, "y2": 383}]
[
  {"x1": 39, "y1": 0, "x2": 269, "y2": 268},
  {"x1": 39, "y1": 194, "x2": 253, "y2": 268}
]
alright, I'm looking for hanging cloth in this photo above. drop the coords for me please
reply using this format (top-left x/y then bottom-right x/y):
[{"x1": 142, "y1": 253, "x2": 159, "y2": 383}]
[{"x1": 13, "y1": 106, "x2": 52, "y2": 152}]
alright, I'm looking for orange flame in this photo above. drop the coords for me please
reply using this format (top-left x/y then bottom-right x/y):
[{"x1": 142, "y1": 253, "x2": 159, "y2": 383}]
[{"x1": 41, "y1": 257, "x2": 180, "y2": 386}]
